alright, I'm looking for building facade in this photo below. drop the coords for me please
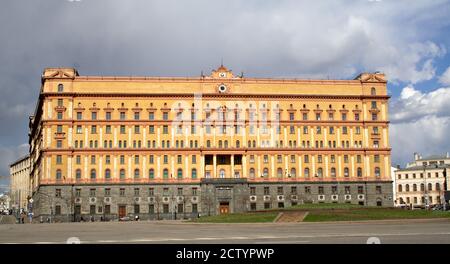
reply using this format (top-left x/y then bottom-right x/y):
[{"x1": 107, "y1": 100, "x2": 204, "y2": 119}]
[
  {"x1": 9, "y1": 155, "x2": 31, "y2": 211},
  {"x1": 29, "y1": 66, "x2": 393, "y2": 222},
  {"x1": 394, "y1": 153, "x2": 449, "y2": 207}
]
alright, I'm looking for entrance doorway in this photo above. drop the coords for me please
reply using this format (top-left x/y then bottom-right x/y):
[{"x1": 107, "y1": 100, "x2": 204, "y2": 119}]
[
  {"x1": 219, "y1": 202, "x2": 229, "y2": 214},
  {"x1": 118, "y1": 205, "x2": 126, "y2": 218}
]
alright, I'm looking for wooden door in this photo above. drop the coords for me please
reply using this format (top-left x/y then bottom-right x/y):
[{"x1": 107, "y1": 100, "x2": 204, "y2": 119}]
[
  {"x1": 219, "y1": 203, "x2": 229, "y2": 214},
  {"x1": 118, "y1": 205, "x2": 126, "y2": 218}
]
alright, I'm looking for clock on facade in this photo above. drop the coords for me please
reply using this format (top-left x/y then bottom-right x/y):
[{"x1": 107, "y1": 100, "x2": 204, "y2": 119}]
[{"x1": 218, "y1": 84, "x2": 227, "y2": 93}]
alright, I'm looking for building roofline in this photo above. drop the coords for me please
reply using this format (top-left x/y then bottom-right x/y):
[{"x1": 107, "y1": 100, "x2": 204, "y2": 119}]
[{"x1": 9, "y1": 154, "x2": 30, "y2": 167}]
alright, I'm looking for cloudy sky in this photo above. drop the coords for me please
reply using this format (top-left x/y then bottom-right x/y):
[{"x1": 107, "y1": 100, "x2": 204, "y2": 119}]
[{"x1": 1, "y1": 0, "x2": 450, "y2": 191}]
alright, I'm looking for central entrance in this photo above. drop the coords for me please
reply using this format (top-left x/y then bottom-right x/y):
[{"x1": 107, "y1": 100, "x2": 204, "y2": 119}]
[
  {"x1": 118, "y1": 205, "x2": 126, "y2": 218},
  {"x1": 204, "y1": 154, "x2": 242, "y2": 178},
  {"x1": 219, "y1": 202, "x2": 230, "y2": 214}
]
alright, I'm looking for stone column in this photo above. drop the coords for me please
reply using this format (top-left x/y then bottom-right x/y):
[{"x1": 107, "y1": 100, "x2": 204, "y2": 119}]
[
  {"x1": 231, "y1": 154, "x2": 235, "y2": 178},
  {"x1": 213, "y1": 154, "x2": 217, "y2": 178}
]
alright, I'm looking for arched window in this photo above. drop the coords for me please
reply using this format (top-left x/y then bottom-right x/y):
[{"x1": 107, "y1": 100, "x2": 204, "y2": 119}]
[
  {"x1": 90, "y1": 169, "x2": 96, "y2": 179},
  {"x1": 290, "y1": 168, "x2": 296, "y2": 178},
  {"x1": 219, "y1": 169, "x2": 226, "y2": 178},
  {"x1": 163, "y1": 169, "x2": 169, "y2": 179},
  {"x1": 357, "y1": 167, "x2": 362, "y2": 177},
  {"x1": 344, "y1": 167, "x2": 349, "y2": 177},
  {"x1": 105, "y1": 169, "x2": 111, "y2": 179},
  {"x1": 375, "y1": 167, "x2": 381, "y2": 177},
  {"x1": 56, "y1": 169, "x2": 62, "y2": 180},
  {"x1": 317, "y1": 168, "x2": 323, "y2": 177},
  {"x1": 398, "y1": 185, "x2": 402, "y2": 192},
  {"x1": 405, "y1": 184, "x2": 410, "y2": 192},
  {"x1": 371, "y1": 87, "x2": 376, "y2": 95},
  {"x1": 413, "y1": 184, "x2": 417, "y2": 191},
  {"x1": 191, "y1": 169, "x2": 197, "y2": 179},
  {"x1": 304, "y1": 168, "x2": 310, "y2": 178},
  {"x1": 436, "y1": 183, "x2": 440, "y2": 191},
  {"x1": 277, "y1": 168, "x2": 283, "y2": 178},
  {"x1": 263, "y1": 168, "x2": 269, "y2": 177},
  {"x1": 134, "y1": 169, "x2": 140, "y2": 179},
  {"x1": 177, "y1": 168, "x2": 183, "y2": 179},
  {"x1": 428, "y1": 183, "x2": 432, "y2": 191},
  {"x1": 249, "y1": 168, "x2": 255, "y2": 179},
  {"x1": 420, "y1": 183, "x2": 424, "y2": 191},
  {"x1": 58, "y1": 83, "x2": 64, "y2": 92},
  {"x1": 331, "y1": 167, "x2": 336, "y2": 177},
  {"x1": 149, "y1": 169, "x2": 154, "y2": 179},
  {"x1": 120, "y1": 169, "x2": 125, "y2": 180},
  {"x1": 75, "y1": 169, "x2": 81, "y2": 179}
]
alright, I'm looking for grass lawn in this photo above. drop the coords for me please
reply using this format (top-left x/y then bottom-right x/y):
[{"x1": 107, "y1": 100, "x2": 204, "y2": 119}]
[
  {"x1": 190, "y1": 203, "x2": 450, "y2": 223},
  {"x1": 191, "y1": 212, "x2": 279, "y2": 223},
  {"x1": 303, "y1": 207, "x2": 450, "y2": 222}
]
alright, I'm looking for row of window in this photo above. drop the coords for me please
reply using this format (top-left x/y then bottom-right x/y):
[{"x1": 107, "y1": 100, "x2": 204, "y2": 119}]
[
  {"x1": 397, "y1": 183, "x2": 443, "y2": 192},
  {"x1": 249, "y1": 185, "x2": 382, "y2": 195},
  {"x1": 69, "y1": 139, "x2": 379, "y2": 149},
  {"x1": 397, "y1": 171, "x2": 443, "y2": 179},
  {"x1": 55, "y1": 203, "x2": 197, "y2": 216},
  {"x1": 67, "y1": 124, "x2": 380, "y2": 135},
  {"x1": 56, "y1": 154, "x2": 382, "y2": 165},
  {"x1": 399, "y1": 196, "x2": 441, "y2": 205},
  {"x1": 55, "y1": 165, "x2": 382, "y2": 180}
]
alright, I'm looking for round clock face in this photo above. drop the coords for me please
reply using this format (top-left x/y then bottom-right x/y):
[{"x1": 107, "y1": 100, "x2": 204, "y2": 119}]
[
  {"x1": 218, "y1": 84, "x2": 227, "y2": 93},
  {"x1": 219, "y1": 72, "x2": 226, "y2": 78}
]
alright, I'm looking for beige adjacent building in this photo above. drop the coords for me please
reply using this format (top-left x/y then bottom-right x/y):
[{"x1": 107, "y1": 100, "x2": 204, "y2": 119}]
[
  {"x1": 9, "y1": 155, "x2": 31, "y2": 210},
  {"x1": 394, "y1": 153, "x2": 450, "y2": 207}
]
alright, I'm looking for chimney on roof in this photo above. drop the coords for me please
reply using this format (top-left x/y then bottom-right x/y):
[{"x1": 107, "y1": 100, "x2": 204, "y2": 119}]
[
  {"x1": 447, "y1": 152, "x2": 449, "y2": 158},
  {"x1": 414, "y1": 152, "x2": 419, "y2": 161}
]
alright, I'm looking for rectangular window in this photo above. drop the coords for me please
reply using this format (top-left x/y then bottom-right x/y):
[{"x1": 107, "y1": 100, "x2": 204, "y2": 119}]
[
  {"x1": 104, "y1": 205, "x2": 111, "y2": 214},
  {"x1": 120, "y1": 188, "x2": 125, "y2": 196},
  {"x1": 149, "y1": 204, "x2": 154, "y2": 214},
  {"x1": 163, "y1": 112, "x2": 168, "y2": 120},
  {"x1": 163, "y1": 125, "x2": 168, "y2": 134},
  {"x1": 57, "y1": 112, "x2": 63, "y2": 120},
  {"x1": 149, "y1": 125, "x2": 155, "y2": 134},
  {"x1": 134, "y1": 112, "x2": 140, "y2": 120},
  {"x1": 76, "y1": 112, "x2": 82, "y2": 120},
  {"x1": 106, "y1": 112, "x2": 111, "y2": 120},
  {"x1": 264, "y1": 187, "x2": 270, "y2": 195},
  {"x1": 91, "y1": 112, "x2": 97, "y2": 120},
  {"x1": 134, "y1": 204, "x2": 140, "y2": 214},
  {"x1": 56, "y1": 155, "x2": 62, "y2": 164},
  {"x1": 120, "y1": 112, "x2": 126, "y2": 120}
]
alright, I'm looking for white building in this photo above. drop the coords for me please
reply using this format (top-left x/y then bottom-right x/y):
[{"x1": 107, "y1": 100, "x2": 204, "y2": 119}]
[
  {"x1": 9, "y1": 155, "x2": 31, "y2": 210},
  {"x1": 394, "y1": 153, "x2": 449, "y2": 207}
]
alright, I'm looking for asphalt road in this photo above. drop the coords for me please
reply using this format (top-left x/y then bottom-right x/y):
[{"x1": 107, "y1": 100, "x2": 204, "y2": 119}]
[{"x1": 1, "y1": 219, "x2": 449, "y2": 244}]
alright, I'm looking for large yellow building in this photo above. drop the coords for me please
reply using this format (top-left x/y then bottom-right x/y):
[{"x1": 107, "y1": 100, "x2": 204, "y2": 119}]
[{"x1": 29, "y1": 65, "x2": 393, "y2": 221}]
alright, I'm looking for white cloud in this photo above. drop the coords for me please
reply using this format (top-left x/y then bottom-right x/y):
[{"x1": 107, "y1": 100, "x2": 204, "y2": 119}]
[
  {"x1": 391, "y1": 85, "x2": 450, "y2": 123},
  {"x1": 439, "y1": 66, "x2": 450, "y2": 85},
  {"x1": 390, "y1": 86, "x2": 450, "y2": 166}
]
